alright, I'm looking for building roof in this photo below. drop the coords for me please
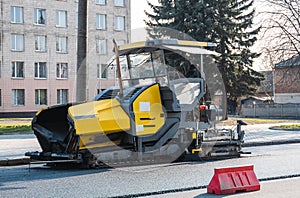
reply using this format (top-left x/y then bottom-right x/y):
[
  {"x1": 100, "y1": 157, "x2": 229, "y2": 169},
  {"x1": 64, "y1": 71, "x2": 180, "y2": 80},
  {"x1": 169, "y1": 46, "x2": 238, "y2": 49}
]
[
  {"x1": 241, "y1": 96, "x2": 274, "y2": 106},
  {"x1": 275, "y1": 55, "x2": 300, "y2": 68},
  {"x1": 242, "y1": 96, "x2": 273, "y2": 103}
]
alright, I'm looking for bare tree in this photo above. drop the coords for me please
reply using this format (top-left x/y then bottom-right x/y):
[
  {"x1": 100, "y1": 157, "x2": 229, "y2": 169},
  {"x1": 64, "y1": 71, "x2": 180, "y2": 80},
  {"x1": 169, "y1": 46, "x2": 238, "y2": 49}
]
[{"x1": 258, "y1": 0, "x2": 300, "y2": 67}]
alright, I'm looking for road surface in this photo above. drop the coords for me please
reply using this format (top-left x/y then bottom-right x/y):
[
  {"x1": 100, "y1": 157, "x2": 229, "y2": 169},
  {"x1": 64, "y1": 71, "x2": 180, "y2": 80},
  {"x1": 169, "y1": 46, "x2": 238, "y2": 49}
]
[{"x1": 1, "y1": 143, "x2": 300, "y2": 197}]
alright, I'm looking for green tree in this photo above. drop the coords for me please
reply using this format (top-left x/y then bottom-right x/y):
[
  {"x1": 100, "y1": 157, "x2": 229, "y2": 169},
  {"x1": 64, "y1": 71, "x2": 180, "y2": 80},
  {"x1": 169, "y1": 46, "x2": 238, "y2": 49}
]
[{"x1": 146, "y1": 0, "x2": 264, "y2": 105}]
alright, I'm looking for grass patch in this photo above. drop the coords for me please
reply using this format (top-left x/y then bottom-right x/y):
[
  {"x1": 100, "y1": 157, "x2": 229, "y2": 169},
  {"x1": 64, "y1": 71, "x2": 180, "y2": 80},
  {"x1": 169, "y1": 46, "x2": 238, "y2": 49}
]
[
  {"x1": 269, "y1": 124, "x2": 300, "y2": 131},
  {"x1": 0, "y1": 122, "x2": 32, "y2": 134},
  {"x1": 222, "y1": 117, "x2": 296, "y2": 126},
  {"x1": 0, "y1": 118, "x2": 32, "y2": 121}
]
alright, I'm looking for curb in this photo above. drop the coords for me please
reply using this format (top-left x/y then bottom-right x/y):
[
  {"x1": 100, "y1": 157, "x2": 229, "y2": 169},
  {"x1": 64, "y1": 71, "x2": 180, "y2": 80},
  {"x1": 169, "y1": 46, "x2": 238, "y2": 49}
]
[
  {"x1": 0, "y1": 131, "x2": 33, "y2": 135},
  {"x1": 268, "y1": 128, "x2": 300, "y2": 131},
  {"x1": 243, "y1": 139, "x2": 300, "y2": 147},
  {"x1": 0, "y1": 157, "x2": 30, "y2": 166}
]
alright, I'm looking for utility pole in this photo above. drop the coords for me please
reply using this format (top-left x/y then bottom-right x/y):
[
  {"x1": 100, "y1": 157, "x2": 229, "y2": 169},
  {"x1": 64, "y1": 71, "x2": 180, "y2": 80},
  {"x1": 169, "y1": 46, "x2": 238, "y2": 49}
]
[{"x1": 76, "y1": 0, "x2": 88, "y2": 101}]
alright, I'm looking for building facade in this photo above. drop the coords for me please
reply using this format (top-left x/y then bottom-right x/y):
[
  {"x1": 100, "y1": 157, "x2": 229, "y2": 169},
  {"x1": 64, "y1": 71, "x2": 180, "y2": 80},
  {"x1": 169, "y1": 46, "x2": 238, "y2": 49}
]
[
  {"x1": 274, "y1": 55, "x2": 300, "y2": 103},
  {"x1": 0, "y1": 0, "x2": 131, "y2": 115}
]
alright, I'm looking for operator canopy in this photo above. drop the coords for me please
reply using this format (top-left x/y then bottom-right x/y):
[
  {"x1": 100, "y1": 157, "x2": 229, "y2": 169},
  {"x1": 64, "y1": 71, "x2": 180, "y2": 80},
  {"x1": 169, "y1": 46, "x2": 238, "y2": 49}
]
[
  {"x1": 100, "y1": 39, "x2": 218, "y2": 108},
  {"x1": 117, "y1": 39, "x2": 219, "y2": 56},
  {"x1": 107, "y1": 39, "x2": 218, "y2": 86}
]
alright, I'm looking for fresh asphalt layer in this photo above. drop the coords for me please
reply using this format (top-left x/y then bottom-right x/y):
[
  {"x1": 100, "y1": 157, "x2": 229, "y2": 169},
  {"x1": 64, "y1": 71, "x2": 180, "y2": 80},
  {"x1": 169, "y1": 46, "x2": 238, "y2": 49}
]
[{"x1": 2, "y1": 143, "x2": 300, "y2": 197}]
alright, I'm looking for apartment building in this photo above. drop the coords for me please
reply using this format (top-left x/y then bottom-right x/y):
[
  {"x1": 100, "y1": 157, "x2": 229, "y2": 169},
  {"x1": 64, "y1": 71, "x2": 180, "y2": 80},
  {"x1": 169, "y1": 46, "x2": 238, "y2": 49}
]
[{"x1": 0, "y1": 0, "x2": 131, "y2": 116}]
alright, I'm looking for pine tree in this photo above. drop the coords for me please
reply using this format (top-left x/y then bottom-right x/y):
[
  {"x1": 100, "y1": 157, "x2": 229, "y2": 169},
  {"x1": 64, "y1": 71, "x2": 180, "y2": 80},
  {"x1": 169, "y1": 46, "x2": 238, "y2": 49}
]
[{"x1": 146, "y1": 0, "x2": 264, "y2": 106}]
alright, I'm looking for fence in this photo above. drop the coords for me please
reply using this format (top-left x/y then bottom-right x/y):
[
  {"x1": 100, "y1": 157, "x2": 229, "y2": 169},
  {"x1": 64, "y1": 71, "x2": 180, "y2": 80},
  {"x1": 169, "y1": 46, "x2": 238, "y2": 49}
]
[{"x1": 242, "y1": 103, "x2": 300, "y2": 118}]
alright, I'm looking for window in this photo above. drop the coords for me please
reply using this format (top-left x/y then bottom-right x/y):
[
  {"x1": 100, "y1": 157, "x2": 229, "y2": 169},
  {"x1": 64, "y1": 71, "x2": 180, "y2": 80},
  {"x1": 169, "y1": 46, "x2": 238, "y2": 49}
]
[
  {"x1": 11, "y1": 62, "x2": 24, "y2": 78},
  {"x1": 11, "y1": 34, "x2": 24, "y2": 51},
  {"x1": 56, "y1": 10, "x2": 67, "y2": 27},
  {"x1": 114, "y1": 16, "x2": 125, "y2": 31},
  {"x1": 97, "y1": 64, "x2": 107, "y2": 79},
  {"x1": 117, "y1": 40, "x2": 126, "y2": 46},
  {"x1": 57, "y1": 89, "x2": 68, "y2": 104},
  {"x1": 35, "y1": 89, "x2": 47, "y2": 105},
  {"x1": 34, "y1": 8, "x2": 46, "y2": 25},
  {"x1": 114, "y1": 0, "x2": 125, "y2": 7},
  {"x1": 56, "y1": 63, "x2": 68, "y2": 79},
  {"x1": 10, "y1": 6, "x2": 23, "y2": 23},
  {"x1": 34, "y1": 62, "x2": 47, "y2": 78},
  {"x1": 56, "y1": 36, "x2": 68, "y2": 53},
  {"x1": 12, "y1": 89, "x2": 25, "y2": 106},
  {"x1": 96, "y1": 0, "x2": 106, "y2": 5},
  {"x1": 35, "y1": 35, "x2": 47, "y2": 52},
  {"x1": 96, "y1": 39, "x2": 107, "y2": 54},
  {"x1": 96, "y1": 14, "x2": 106, "y2": 30}
]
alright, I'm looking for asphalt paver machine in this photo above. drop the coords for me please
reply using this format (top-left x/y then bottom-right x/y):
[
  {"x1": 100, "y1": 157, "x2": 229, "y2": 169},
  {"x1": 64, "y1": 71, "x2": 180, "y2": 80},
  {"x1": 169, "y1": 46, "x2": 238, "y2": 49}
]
[{"x1": 26, "y1": 39, "x2": 246, "y2": 167}]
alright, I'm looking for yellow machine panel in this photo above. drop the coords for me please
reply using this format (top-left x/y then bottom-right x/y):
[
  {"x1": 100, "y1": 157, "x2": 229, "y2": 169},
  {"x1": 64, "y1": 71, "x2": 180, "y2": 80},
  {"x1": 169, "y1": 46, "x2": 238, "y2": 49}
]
[
  {"x1": 132, "y1": 84, "x2": 165, "y2": 136},
  {"x1": 78, "y1": 133, "x2": 121, "y2": 150},
  {"x1": 68, "y1": 99, "x2": 130, "y2": 136}
]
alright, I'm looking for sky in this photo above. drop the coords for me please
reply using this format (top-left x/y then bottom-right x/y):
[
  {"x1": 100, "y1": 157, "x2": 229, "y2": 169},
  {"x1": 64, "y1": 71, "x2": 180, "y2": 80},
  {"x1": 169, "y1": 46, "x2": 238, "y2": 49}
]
[
  {"x1": 131, "y1": 0, "x2": 159, "y2": 29},
  {"x1": 129, "y1": 0, "x2": 269, "y2": 70}
]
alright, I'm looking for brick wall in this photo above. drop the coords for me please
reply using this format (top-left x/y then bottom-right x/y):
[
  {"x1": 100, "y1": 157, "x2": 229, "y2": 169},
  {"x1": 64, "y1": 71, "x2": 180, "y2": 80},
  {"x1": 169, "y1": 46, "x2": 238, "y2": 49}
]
[{"x1": 275, "y1": 67, "x2": 300, "y2": 94}]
